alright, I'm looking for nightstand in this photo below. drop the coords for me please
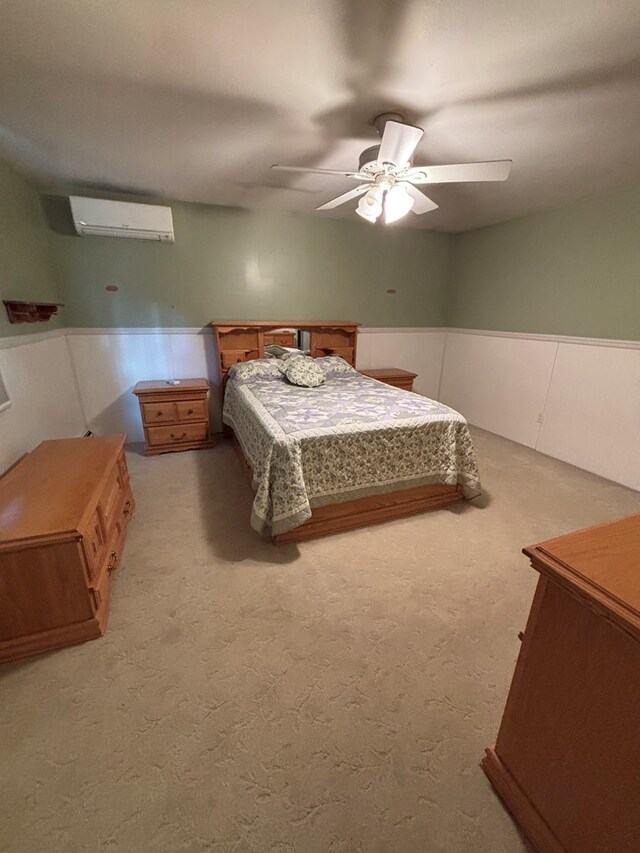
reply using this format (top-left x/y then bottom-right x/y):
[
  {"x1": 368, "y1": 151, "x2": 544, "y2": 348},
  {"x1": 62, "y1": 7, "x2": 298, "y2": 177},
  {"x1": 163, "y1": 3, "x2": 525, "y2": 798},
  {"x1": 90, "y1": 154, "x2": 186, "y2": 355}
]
[
  {"x1": 133, "y1": 379, "x2": 215, "y2": 456},
  {"x1": 359, "y1": 368, "x2": 417, "y2": 392}
]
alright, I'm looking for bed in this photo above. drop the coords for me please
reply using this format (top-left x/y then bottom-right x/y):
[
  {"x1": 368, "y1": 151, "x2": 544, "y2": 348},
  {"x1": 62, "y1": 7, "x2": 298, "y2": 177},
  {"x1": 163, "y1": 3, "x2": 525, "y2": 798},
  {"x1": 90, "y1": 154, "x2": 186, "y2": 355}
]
[{"x1": 212, "y1": 321, "x2": 481, "y2": 543}]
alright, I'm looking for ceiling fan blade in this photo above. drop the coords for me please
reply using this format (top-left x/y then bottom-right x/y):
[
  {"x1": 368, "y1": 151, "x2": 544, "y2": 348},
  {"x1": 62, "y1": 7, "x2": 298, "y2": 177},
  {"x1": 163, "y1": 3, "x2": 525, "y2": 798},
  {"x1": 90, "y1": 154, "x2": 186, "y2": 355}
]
[
  {"x1": 271, "y1": 165, "x2": 369, "y2": 180},
  {"x1": 316, "y1": 185, "x2": 370, "y2": 211},
  {"x1": 405, "y1": 160, "x2": 512, "y2": 184},
  {"x1": 377, "y1": 121, "x2": 423, "y2": 167},
  {"x1": 400, "y1": 183, "x2": 439, "y2": 215}
]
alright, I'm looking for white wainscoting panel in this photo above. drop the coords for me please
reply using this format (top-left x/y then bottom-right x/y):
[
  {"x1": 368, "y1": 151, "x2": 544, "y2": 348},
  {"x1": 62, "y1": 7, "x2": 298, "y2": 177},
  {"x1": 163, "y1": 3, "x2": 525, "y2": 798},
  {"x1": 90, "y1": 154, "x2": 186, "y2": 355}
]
[
  {"x1": 358, "y1": 329, "x2": 446, "y2": 399},
  {"x1": 3, "y1": 326, "x2": 637, "y2": 493},
  {"x1": 355, "y1": 333, "x2": 373, "y2": 372},
  {"x1": 439, "y1": 333, "x2": 559, "y2": 447},
  {"x1": 0, "y1": 334, "x2": 85, "y2": 472},
  {"x1": 67, "y1": 331, "x2": 222, "y2": 442},
  {"x1": 536, "y1": 343, "x2": 640, "y2": 490},
  {"x1": 68, "y1": 334, "x2": 170, "y2": 443}
]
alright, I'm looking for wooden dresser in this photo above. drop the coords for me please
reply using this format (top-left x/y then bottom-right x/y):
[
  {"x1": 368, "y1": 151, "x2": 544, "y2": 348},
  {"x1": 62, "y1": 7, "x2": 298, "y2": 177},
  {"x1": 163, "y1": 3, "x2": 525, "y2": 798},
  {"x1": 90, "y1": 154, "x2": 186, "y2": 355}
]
[
  {"x1": 0, "y1": 435, "x2": 134, "y2": 664},
  {"x1": 483, "y1": 513, "x2": 640, "y2": 852},
  {"x1": 133, "y1": 378, "x2": 214, "y2": 456},
  {"x1": 359, "y1": 367, "x2": 417, "y2": 391}
]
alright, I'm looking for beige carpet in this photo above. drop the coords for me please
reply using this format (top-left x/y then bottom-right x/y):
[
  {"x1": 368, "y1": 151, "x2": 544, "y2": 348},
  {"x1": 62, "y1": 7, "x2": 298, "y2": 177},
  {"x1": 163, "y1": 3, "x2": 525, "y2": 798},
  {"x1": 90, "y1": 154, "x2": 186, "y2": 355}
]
[{"x1": 2, "y1": 428, "x2": 639, "y2": 853}]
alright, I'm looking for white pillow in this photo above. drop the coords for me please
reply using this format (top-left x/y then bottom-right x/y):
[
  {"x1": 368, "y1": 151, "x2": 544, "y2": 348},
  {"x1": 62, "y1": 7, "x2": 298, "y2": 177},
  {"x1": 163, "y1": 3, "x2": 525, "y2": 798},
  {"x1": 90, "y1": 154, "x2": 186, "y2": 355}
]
[{"x1": 265, "y1": 343, "x2": 303, "y2": 359}]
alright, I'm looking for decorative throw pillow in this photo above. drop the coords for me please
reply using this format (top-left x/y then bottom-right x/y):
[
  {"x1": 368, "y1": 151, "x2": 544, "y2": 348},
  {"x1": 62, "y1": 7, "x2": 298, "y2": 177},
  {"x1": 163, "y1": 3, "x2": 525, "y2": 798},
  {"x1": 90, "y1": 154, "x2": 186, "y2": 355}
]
[
  {"x1": 227, "y1": 359, "x2": 283, "y2": 382},
  {"x1": 314, "y1": 355, "x2": 356, "y2": 376},
  {"x1": 264, "y1": 343, "x2": 303, "y2": 359},
  {"x1": 283, "y1": 355, "x2": 326, "y2": 387}
]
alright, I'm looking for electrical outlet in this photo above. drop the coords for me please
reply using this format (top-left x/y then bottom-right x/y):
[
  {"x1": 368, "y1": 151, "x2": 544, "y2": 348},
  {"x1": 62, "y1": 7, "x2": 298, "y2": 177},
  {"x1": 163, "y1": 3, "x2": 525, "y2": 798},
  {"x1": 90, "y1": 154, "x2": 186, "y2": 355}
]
[{"x1": 536, "y1": 413, "x2": 544, "y2": 425}]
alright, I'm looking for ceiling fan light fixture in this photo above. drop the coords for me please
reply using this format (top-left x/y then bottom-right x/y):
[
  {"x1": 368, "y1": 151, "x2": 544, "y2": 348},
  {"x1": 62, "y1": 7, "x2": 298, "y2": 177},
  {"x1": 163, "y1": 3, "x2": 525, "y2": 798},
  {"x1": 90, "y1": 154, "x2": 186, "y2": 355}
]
[
  {"x1": 355, "y1": 204, "x2": 377, "y2": 223},
  {"x1": 356, "y1": 184, "x2": 385, "y2": 222},
  {"x1": 384, "y1": 184, "x2": 414, "y2": 224},
  {"x1": 273, "y1": 121, "x2": 511, "y2": 223}
]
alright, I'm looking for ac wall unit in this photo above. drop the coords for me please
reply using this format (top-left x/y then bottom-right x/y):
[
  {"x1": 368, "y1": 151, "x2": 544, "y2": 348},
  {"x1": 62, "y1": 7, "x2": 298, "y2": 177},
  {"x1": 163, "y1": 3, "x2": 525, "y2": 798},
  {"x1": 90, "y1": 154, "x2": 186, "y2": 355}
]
[{"x1": 69, "y1": 196, "x2": 174, "y2": 242}]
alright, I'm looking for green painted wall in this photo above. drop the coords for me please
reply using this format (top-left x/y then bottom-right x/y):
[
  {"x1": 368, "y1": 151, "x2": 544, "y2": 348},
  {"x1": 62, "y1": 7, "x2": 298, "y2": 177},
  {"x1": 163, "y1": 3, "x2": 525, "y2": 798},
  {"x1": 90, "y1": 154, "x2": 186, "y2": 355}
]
[
  {"x1": 0, "y1": 159, "x2": 63, "y2": 337},
  {"x1": 449, "y1": 184, "x2": 640, "y2": 340},
  {"x1": 47, "y1": 199, "x2": 451, "y2": 329},
  {"x1": 3, "y1": 155, "x2": 638, "y2": 341}
]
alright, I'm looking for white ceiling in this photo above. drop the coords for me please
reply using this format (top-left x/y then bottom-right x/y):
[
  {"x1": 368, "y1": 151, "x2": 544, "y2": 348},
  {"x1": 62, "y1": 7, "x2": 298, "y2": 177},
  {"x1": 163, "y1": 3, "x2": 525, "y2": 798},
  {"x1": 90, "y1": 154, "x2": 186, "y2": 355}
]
[{"x1": 1, "y1": 0, "x2": 639, "y2": 231}]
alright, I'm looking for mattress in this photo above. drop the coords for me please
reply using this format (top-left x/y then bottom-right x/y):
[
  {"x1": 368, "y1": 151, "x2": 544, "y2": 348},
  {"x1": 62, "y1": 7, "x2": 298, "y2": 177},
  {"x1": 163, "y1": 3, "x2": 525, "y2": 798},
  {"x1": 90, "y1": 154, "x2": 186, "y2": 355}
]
[{"x1": 223, "y1": 357, "x2": 481, "y2": 536}]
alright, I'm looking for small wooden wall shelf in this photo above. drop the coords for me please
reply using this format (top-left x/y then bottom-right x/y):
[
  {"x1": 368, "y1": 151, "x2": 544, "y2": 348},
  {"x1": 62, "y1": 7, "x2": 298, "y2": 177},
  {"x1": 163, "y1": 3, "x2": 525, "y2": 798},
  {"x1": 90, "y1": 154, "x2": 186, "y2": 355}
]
[{"x1": 3, "y1": 300, "x2": 64, "y2": 324}]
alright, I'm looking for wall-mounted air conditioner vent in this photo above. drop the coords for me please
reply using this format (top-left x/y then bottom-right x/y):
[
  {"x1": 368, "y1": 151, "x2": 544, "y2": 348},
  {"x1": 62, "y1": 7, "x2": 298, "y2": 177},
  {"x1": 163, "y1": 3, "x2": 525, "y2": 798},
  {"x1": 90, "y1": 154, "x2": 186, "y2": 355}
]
[{"x1": 69, "y1": 197, "x2": 174, "y2": 242}]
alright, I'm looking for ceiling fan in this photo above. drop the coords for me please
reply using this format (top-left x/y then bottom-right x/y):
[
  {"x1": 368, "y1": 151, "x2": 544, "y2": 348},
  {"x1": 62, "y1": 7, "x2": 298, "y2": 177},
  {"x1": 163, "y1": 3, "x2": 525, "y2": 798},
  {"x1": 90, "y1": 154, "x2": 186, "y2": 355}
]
[{"x1": 272, "y1": 113, "x2": 512, "y2": 225}]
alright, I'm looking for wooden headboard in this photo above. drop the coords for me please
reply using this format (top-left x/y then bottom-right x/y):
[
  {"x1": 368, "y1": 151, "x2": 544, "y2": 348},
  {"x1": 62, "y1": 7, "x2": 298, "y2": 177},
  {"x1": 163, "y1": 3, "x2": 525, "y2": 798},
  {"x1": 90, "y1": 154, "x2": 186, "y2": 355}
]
[{"x1": 211, "y1": 321, "x2": 360, "y2": 381}]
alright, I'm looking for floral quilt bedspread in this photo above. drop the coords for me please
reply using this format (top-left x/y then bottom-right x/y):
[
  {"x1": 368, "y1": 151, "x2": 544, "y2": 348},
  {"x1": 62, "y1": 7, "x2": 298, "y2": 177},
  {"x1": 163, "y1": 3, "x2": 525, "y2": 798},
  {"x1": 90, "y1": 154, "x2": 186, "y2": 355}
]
[{"x1": 223, "y1": 357, "x2": 481, "y2": 536}]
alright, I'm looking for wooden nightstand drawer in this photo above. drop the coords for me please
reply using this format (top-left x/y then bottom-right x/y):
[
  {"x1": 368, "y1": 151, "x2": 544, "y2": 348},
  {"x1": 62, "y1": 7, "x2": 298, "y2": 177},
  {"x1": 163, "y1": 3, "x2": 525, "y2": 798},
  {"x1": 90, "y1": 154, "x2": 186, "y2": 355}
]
[
  {"x1": 141, "y1": 401, "x2": 178, "y2": 424},
  {"x1": 175, "y1": 399, "x2": 207, "y2": 421},
  {"x1": 359, "y1": 368, "x2": 417, "y2": 392},
  {"x1": 146, "y1": 422, "x2": 208, "y2": 448},
  {"x1": 133, "y1": 379, "x2": 214, "y2": 456},
  {"x1": 390, "y1": 378, "x2": 414, "y2": 391}
]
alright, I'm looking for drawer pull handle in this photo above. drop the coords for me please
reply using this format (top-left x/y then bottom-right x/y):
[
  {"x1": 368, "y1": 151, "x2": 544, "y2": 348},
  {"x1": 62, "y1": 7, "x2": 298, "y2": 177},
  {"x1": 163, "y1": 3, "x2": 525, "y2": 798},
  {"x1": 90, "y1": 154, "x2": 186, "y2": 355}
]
[
  {"x1": 107, "y1": 551, "x2": 118, "y2": 573},
  {"x1": 187, "y1": 408, "x2": 194, "y2": 414},
  {"x1": 171, "y1": 432, "x2": 187, "y2": 440},
  {"x1": 156, "y1": 410, "x2": 163, "y2": 417}
]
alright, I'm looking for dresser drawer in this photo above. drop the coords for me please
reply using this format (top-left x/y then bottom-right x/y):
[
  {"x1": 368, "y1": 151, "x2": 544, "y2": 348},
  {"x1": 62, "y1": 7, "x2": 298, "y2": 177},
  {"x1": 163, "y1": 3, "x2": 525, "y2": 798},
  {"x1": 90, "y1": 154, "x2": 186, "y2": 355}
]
[
  {"x1": 120, "y1": 493, "x2": 134, "y2": 528},
  {"x1": 91, "y1": 561, "x2": 112, "y2": 616},
  {"x1": 98, "y1": 464, "x2": 125, "y2": 533},
  {"x1": 175, "y1": 398, "x2": 207, "y2": 422},
  {"x1": 117, "y1": 452, "x2": 130, "y2": 485},
  {"x1": 141, "y1": 401, "x2": 178, "y2": 424},
  {"x1": 146, "y1": 422, "x2": 208, "y2": 447},
  {"x1": 84, "y1": 508, "x2": 106, "y2": 580}
]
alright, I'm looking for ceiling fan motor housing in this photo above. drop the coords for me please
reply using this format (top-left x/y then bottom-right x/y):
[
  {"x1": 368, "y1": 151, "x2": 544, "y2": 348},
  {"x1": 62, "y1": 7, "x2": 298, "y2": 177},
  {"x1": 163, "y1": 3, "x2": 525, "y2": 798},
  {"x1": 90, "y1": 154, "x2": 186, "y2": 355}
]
[
  {"x1": 359, "y1": 145, "x2": 410, "y2": 177},
  {"x1": 358, "y1": 145, "x2": 382, "y2": 173}
]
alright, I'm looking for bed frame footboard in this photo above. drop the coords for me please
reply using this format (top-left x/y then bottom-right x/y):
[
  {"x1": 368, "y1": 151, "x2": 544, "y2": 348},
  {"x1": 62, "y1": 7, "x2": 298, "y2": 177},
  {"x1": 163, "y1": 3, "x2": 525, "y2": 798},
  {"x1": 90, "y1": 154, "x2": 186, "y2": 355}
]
[{"x1": 227, "y1": 428, "x2": 464, "y2": 544}]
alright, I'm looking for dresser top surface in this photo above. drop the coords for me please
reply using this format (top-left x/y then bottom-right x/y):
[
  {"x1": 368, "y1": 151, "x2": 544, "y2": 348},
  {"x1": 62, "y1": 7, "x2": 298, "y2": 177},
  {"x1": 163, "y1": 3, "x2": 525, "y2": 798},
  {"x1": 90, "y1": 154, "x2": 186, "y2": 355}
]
[
  {"x1": 525, "y1": 513, "x2": 640, "y2": 623},
  {"x1": 0, "y1": 435, "x2": 125, "y2": 544},
  {"x1": 133, "y1": 378, "x2": 209, "y2": 396}
]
